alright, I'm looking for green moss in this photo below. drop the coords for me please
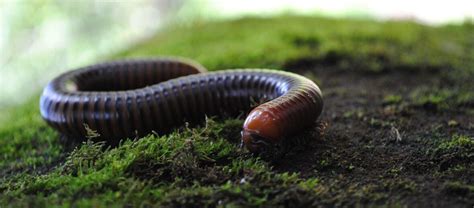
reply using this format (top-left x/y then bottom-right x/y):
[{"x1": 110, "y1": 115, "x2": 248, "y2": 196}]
[
  {"x1": 443, "y1": 181, "x2": 474, "y2": 197},
  {"x1": 436, "y1": 134, "x2": 473, "y2": 151},
  {"x1": 115, "y1": 16, "x2": 474, "y2": 76},
  {"x1": 429, "y1": 135, "x2": 474, "y2": 172},
  {"x1": 0, "y1": 98, "x2": 63, "y2": 176},
  {"x1": 411, "y1": 89, "x2": 452, "y2": 110},
  {"x1": 0, "y1": 118, "x2": 323, "y2": 207},
  {"x1": 410, "y1": 87, "x2": 474, "y2": 111},
  {"x1": 383, "y1": 94, "x2": 403, "y2": 105}
]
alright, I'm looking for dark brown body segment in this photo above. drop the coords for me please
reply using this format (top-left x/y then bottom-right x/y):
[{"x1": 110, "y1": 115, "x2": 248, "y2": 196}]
[{"x1": 40, "y1": 58, "x2": 323, "y2": 152}]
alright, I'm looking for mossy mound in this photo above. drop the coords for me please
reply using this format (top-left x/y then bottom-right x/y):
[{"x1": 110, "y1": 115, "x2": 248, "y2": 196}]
[{"x1": 1, "y1": 16, "x2": 473, "y2": 207}]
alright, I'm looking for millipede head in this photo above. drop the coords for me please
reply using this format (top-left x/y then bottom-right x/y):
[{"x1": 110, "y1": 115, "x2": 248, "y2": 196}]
[{"x1": 241, "y1": 108, "x2": 281, "y2": 152}]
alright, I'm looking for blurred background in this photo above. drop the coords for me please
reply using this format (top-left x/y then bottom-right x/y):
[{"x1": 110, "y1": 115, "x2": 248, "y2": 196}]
[{"x1": 1, "y1": 0, "x2": 473, "y2": 110}]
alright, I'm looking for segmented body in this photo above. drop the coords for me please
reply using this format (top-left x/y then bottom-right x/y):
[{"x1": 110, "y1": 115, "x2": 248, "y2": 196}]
[{"x1": 40, "y1": 58, "x2": 323, "y2": 152}]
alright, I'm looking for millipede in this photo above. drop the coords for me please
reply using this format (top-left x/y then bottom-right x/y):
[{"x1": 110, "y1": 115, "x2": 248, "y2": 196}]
[{"x1": 40, "y1": 57, "x2": 324, "y2": 152}]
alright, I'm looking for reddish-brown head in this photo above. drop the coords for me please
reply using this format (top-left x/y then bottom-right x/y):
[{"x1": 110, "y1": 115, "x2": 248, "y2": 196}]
[{"x1": 241, "y1": 108, "x2": 282, "y2": 152}]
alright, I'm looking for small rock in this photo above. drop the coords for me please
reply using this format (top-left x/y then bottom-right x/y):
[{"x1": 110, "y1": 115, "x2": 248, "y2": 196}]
[{"x1": 448, "y1": 120, "x2": 459, "y2": 127}]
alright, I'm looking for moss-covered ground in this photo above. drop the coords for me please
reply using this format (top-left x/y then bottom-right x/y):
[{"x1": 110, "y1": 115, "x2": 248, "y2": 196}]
[{"x1": 1, "y1": 16, "x2": 473, "y2": 207}]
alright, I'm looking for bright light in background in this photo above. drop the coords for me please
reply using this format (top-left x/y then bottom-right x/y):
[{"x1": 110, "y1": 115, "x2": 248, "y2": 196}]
[
  {"x1": 0, "y1": 0, "x2": 473, "y2": 111},
  {"x1": 0, "y1": 0, "x2": 175, "y2": 109},
  {"x1": 203, "y1": 0, "x2": 474, "y2": 24}
]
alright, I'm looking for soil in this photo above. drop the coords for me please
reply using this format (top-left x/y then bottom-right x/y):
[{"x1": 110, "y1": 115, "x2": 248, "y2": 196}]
[{"x1": 268, "y1": 59, "x2": 474, "y2": 207}]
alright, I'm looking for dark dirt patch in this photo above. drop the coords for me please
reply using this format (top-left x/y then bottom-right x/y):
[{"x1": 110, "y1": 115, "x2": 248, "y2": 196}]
[{"x1": 271, "y1": 59, "x2": 474, "y2": 207}]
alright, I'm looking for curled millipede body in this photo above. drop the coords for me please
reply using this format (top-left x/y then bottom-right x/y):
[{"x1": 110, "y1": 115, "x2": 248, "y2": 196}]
[{"x1": 40, "y1": 58, "x2": 323, "y2": 152}]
